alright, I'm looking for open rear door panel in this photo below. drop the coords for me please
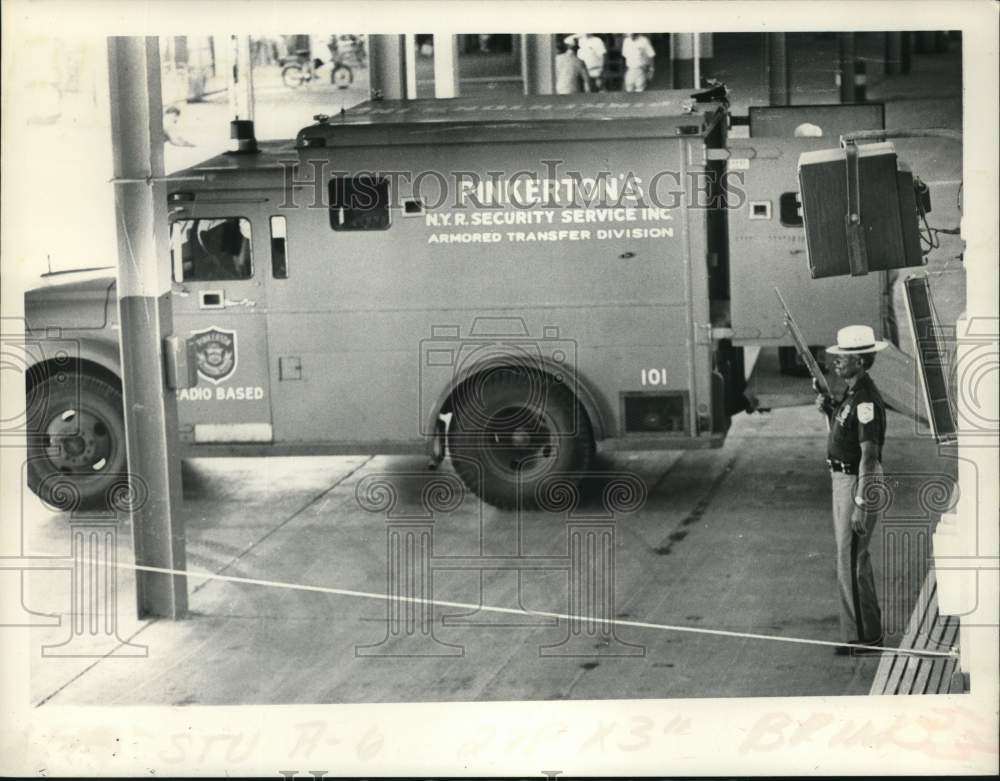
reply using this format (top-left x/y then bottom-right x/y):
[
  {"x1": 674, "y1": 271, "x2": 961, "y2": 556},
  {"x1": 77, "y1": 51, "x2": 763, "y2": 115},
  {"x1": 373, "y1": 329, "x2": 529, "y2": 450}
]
[
  {"x1": 726, "y1": 136, "x2": 886, "y2": 347},
  {"x1": 727, "y1": 103, "x2": 888, "y2": 349},
  {"x1": 867, "y1": 342, "x2": 929, "y2": 425}
]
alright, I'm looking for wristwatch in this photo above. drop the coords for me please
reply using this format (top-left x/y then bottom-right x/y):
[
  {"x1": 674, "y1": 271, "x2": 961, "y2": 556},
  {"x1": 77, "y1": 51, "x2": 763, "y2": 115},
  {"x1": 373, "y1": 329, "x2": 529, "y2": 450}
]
[{"x1": 853, "y1": 495, "x2": 865, "y2": 508}]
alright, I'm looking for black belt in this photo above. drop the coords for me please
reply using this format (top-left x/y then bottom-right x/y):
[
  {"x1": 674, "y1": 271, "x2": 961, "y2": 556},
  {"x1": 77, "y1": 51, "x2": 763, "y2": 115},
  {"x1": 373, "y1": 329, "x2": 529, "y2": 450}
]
[{"x1": 827, "y1": 458, "x2": 858, "y2": 475}]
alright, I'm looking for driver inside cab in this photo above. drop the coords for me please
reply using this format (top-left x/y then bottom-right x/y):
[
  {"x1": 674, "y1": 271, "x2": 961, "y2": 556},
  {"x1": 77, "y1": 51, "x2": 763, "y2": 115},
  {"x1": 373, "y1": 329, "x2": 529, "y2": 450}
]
[{"x1": 176, "y1": 218, "x2": 252, "y2": 281}]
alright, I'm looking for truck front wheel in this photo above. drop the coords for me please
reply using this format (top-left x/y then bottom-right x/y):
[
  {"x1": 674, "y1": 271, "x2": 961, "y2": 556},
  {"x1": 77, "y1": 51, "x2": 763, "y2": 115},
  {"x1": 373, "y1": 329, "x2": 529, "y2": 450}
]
[
  {"x1": 26, "y1": 372, "x2": 128, "y2": 511},
  {"x1": 447, "y1": 370, "x2": 593, "y2": 510}
]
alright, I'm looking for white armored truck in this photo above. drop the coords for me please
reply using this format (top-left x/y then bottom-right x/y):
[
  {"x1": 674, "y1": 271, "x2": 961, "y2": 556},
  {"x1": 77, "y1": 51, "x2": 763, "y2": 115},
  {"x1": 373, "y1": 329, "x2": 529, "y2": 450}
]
[{"x1": 24, "y1": 90, "x2": 919, "y2": 509}]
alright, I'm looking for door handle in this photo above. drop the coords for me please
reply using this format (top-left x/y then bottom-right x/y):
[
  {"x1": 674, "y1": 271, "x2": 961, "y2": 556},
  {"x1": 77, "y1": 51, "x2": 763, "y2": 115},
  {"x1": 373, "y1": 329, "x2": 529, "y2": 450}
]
[
  {"x1": 198, "y1": 290, "x2": 256, "y2": 309},
  {"x1": 223, "y1": 297, "x2": 257, "y2": 308}
]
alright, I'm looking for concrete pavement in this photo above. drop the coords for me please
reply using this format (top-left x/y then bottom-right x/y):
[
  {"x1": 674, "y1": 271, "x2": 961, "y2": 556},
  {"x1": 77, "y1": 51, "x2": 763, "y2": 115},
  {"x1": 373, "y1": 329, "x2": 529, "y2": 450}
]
[{"x1": 26, "y1": 404, "x2": 953, "y2": 705}]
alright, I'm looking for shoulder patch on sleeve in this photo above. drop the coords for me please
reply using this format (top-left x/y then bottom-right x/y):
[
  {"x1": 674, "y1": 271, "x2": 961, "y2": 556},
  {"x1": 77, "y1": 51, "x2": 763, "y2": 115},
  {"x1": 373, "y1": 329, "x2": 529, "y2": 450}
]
[{"x1": 857, "y1": 402, "x2": 875, "y2": 424}]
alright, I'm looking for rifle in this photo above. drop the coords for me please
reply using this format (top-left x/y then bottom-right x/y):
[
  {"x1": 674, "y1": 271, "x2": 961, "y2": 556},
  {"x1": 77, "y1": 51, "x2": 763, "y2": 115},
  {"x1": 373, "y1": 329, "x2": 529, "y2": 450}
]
[{"x1": 774, "y1": 288, "x2": 833, "y2": 426}]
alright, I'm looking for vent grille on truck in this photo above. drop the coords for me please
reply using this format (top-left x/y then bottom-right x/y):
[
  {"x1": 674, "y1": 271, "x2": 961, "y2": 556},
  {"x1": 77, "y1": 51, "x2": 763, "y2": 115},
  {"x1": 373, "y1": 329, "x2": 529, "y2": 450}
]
[{"x1": 623, "y1": 393, "x2": 688, "y2": 434}]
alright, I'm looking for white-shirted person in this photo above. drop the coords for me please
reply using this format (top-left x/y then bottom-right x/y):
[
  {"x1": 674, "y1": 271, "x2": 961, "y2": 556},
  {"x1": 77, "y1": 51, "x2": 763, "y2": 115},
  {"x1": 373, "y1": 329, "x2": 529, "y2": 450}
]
[
  {"x1": 575, "y1": 33, "x2": 607, "y2": 91},
  {"x1": 622, "y1": 33, "x2": 656, "y2": 92}
]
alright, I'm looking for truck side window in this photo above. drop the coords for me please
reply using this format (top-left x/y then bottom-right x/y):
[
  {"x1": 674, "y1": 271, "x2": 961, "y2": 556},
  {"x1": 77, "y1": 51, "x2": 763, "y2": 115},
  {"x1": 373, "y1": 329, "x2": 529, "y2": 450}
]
[
  {"x1": 270, "y1": 216, "x2": 288, "y2": 278},
  {"x1": 170, "y1": 217, "x2": 253, "y2": 281},
  {"x1": 329, "y1": 176, "x2": 390, "y2": 231}
]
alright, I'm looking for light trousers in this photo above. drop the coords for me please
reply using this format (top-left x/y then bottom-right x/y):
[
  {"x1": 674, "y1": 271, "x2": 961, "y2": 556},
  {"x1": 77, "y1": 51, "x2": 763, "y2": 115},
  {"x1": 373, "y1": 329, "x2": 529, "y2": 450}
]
[
  {"x1": 831, "y1": 467, "x2": 883, "y2": 643},
  {"x1": 624, "y1": 66, "x2": 649, "y2": 92}
]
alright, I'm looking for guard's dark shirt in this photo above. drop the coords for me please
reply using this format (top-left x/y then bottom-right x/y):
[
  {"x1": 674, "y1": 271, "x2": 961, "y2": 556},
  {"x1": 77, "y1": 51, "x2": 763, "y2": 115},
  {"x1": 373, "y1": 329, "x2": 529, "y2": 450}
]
[{"x1": 827, "y1": 372, "x2": 886, "y2": 467}]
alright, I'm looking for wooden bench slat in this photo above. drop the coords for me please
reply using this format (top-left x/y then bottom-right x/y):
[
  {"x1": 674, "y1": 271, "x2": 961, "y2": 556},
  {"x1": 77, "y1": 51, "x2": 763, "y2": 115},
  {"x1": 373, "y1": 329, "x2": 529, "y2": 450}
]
[{"x1": 870, "y1": 570, "x2": 960, "y2": 696}]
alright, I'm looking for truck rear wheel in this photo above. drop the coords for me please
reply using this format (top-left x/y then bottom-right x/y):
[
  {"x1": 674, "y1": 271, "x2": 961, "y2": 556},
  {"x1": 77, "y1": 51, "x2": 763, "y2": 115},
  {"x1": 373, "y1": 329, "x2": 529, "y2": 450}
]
[
  {"x1": 26, "y1": 372, "x2": 128, "y2": 511},
  {"x1": 447, "y1": 370, "x2": 593, "y2": 509}
]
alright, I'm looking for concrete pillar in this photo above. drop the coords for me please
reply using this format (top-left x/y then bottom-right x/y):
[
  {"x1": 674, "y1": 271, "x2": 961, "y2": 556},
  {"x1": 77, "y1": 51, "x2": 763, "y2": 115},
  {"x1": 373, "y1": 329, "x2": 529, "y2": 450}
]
[
  {"x1": 227, "y1": 35, "x2": 254, "y2": 121},
  {"x1": 765, "y1": 32, "x2": 790, "y2": 105},
  {"x1": 368, "y1": 34, "x2": 407, "y2": 100},
  {"x1": 671, "y1": 33, "x2": 713, "y2": 89},
  {"x1": 884, "y1": 31, "x2": 903, "y2": 76},
  {"x1": 404, "y1": 34, "x2": 418, "y2": 99},
  {"x1": 521, "y1": 33, "x2": 555, "y2": 95},
  {"x1": 433, "y1": 34, "x2": 460, "y2": 98},
  {"x1": 106, "y1": 36, "x2": 188, "y2": 619},
  {"x1": 837, "y1": 32, "x2": 857, "y2": 102}
]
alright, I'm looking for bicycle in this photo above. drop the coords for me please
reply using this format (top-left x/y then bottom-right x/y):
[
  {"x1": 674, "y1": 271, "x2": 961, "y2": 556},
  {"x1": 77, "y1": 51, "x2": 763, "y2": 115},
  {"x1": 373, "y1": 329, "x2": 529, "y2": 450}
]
[{"x1": 280, "y1": 49, "x2": 353, "y2": 90}]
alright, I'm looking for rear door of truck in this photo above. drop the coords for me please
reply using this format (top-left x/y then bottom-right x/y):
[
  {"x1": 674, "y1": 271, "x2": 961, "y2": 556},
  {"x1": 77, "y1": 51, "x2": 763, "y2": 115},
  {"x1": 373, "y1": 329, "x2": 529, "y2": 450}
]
[{"x1": 726, "y1": 104, "x2": 887, "y2": 348}]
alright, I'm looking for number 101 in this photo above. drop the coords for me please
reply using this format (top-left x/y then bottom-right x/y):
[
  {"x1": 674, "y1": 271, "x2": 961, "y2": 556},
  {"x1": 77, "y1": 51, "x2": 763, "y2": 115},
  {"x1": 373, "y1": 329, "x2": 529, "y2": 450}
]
[{"x1": 641, "y1": 368, "x2": 668, "y2": 386}]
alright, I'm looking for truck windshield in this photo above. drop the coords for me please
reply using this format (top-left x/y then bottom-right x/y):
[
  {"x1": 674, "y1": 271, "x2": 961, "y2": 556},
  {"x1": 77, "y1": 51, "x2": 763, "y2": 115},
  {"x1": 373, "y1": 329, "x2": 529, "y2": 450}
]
[{"x1": 170, "y1": 217, "x2": 253, "y2": 281}]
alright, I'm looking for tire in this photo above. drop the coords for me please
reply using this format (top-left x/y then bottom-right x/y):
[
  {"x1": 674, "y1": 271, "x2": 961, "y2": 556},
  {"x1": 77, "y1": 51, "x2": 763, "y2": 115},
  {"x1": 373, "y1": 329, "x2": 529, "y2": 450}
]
[
  {"x1": 281, "y1": 64, "x2": 306, "y2": 89},
  {"x1": 331, "y1": 64, "x2": 353, "y2": 88},
  {"x1": 26, "y1": 372, "x2": 128, "y2": 511},
  {"x1": 447, "y1": 369, "x2": 593, "y2": 510}
]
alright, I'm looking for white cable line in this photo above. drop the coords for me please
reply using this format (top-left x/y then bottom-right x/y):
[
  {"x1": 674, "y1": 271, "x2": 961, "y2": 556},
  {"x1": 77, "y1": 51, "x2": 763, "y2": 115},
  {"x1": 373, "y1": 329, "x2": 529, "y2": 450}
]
[{"x1": 97, "y1": 559, "x2": 956, "y2": 659}]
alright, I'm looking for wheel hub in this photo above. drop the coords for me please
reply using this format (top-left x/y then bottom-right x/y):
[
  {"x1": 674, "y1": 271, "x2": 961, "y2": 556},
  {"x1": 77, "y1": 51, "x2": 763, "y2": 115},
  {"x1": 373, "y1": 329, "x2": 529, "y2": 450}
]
[
  {"x1": 63, "y1": 435, "x2": 87, "y2": 457},
  {"x1": 486, "y1": 408, "x2": 555, "y2": 475},
  {"x1": 44, "y1": 409, "x2": 112, "y2": 472}
]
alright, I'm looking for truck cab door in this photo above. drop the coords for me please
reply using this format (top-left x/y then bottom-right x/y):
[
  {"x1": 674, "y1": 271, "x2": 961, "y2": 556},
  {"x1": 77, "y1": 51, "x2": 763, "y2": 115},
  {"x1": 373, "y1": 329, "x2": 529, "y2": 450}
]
[{"x1": 169, "y1": 208, "x2": 273, "y2": 446}]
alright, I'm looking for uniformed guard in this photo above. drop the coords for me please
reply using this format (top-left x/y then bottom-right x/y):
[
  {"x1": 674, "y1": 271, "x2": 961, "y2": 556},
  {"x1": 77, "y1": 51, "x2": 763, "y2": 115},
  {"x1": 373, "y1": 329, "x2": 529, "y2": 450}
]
[{"x1": 815, "y1": 325, "x2": 888, "y2": 655}]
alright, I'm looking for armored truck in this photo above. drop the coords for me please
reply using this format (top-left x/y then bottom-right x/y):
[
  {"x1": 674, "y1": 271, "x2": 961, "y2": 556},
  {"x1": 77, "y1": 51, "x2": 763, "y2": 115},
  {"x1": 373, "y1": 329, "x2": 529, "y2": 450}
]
[{"x1": 24, "y1": 90, "x2": 904, "y2": 509}]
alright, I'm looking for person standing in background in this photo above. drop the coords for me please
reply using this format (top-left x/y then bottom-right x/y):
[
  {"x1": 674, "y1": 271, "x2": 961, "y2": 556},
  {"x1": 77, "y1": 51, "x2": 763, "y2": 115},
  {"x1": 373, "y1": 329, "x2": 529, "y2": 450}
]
[
  {"x1": 622, "y1": 33, "x2": 656, "y2": 92},
  {"x1": 575, "y1": 33, "x2": 607, "y2": 91},
  {"x1": 555, "y1": 36, "x2": 592, "y2": 95}
]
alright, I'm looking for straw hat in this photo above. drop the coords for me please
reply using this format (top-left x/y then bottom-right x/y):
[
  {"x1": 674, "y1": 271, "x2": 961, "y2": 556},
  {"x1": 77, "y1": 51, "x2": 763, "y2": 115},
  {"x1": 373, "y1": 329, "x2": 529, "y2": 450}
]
[{"x1": 826, "y1": 325, "x2": 889, "y2": 355}]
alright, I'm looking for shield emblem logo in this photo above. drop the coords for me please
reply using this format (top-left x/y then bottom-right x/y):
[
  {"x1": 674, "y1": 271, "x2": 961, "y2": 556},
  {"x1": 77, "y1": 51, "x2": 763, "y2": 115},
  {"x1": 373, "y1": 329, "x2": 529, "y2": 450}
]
[{"x1": 190, "y1": 327, "x2": 238, "y2": 384}]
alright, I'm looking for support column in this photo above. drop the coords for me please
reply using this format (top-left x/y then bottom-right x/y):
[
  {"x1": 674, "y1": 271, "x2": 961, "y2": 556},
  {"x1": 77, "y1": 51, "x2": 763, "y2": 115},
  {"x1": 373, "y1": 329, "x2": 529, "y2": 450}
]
[
  {"x1": 404, "y1": 34, "x2": 418, "y2": 99},
  {"x1": 837, "y1": 32, "x2": 857, "y2": 102},
  {"x1": 227, "y1": 35, "x2": 254, "y2": 121},
  {"x1": 521, "y1": 33, "x2": 556, "y2": 95},
  {"x1": 884, "y1": 31, "x2": 903, "y2": 76},
  {"x1": 671, "y1": 33, "x2": 713, "y2": 89},
  {"x1": 433, "y1": 34, "x2": 460, "y2": 98},
  {"x1": 368, "y1": 34, "x2": 407, "y2": 100},
  {"x1": 765, "y1": 32, "x2": 790, "y2": 106},
  {"x1": 106, "y1": 36, "x2": 187, "y2": 619}
]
